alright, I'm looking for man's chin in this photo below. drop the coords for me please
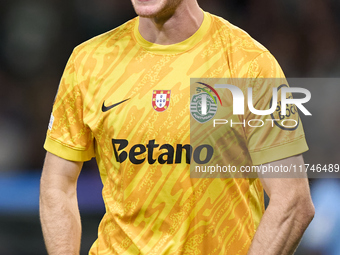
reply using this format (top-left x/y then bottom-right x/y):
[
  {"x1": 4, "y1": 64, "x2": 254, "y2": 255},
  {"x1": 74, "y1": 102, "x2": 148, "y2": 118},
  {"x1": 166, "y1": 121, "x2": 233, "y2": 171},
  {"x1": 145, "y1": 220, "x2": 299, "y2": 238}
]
[
  {"x1": 135, "y1": 7, "x2": 176, "y2": 20},
  {"x1": 137, "y1": 12, "x2": 157, "y2": 18},
  {"x1": 134, "y1": 7, "x2": 159, "y2": 18}
]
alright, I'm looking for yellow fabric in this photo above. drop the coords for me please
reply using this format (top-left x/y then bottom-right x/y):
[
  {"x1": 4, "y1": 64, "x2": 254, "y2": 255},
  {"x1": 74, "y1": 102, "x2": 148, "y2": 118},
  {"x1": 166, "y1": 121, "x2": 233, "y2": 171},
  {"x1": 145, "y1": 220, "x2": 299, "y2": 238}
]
[
  {"x1": 44, "y1": 11, "x2": 308, "y2": 255},
  {"x1": 44, "y1": 136, "x2": 94, "y2": 162},
  {"x1": 133, "y1": 12, "x2": 211, "y2": 54},
  {"x1": 250, "y1": 136, "x2": 308, "y2": 166}
]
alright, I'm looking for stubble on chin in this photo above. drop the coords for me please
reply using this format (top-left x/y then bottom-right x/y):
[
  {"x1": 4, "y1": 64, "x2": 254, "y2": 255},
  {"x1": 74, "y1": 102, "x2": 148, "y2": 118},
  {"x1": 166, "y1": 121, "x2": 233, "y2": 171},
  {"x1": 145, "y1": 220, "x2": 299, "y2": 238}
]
[{"x1": 132, "y1": 0, "x2": 182, "y2": 19}]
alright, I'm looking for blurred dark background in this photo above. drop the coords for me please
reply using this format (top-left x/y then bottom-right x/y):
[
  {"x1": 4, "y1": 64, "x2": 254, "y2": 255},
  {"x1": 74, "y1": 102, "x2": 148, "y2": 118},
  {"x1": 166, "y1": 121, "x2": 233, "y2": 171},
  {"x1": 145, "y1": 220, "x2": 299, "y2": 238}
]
[{"x1": 0, "y1": 0, "x2": 339, "y2": 254}]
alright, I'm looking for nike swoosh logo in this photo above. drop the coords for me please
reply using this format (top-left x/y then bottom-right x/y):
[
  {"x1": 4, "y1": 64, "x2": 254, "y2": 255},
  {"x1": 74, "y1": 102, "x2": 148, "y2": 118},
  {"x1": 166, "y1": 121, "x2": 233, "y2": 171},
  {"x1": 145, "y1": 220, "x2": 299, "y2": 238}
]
[{"x1": 102, "y1": 98, "x2": 130, "y2": 112}]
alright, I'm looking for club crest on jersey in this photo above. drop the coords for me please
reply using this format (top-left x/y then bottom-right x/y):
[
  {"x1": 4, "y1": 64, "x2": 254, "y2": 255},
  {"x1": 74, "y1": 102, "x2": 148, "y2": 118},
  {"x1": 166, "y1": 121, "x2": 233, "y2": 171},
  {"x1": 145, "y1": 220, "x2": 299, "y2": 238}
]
[{"x1": 152, "y1": 90, "x2": 171, "y2": 112}]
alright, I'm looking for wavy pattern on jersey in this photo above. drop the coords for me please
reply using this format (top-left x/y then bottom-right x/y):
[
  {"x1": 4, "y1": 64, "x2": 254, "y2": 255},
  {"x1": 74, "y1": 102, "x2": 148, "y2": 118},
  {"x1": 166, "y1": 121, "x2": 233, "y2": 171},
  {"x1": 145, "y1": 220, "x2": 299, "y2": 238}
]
[{"x1": 45, "y1": 12, "x2": 307, "y2": 255}]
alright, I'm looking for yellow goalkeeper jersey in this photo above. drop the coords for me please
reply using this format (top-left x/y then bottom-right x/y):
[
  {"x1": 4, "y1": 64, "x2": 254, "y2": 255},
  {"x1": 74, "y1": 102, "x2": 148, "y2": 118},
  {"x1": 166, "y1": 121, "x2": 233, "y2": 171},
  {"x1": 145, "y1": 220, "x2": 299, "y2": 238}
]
[{"x1": 44, "y1": 11, "x2": 308, "y2": 255}]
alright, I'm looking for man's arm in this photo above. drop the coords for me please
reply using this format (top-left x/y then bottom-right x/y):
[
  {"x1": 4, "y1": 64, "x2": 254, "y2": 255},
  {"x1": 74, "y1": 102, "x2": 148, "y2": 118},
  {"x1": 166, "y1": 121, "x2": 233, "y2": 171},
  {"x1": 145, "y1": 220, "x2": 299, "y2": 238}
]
[
  {"x1": 40, "y1": 152, "x2": 83, "y2": 255},
  {"x1": 247, "y1": 154, "x2": 315, "y2": 255}
]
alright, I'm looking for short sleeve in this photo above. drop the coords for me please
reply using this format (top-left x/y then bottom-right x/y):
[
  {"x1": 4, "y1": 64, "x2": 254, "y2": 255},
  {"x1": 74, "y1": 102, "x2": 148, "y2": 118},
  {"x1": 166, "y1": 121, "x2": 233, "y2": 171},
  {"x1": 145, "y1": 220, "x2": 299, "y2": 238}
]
[
  {"x1": 245, "y1": 51, "x2": 308, "y2": 165},
  {"x1": 44, "y1": 50, "x2": 95, "y2": 162}
]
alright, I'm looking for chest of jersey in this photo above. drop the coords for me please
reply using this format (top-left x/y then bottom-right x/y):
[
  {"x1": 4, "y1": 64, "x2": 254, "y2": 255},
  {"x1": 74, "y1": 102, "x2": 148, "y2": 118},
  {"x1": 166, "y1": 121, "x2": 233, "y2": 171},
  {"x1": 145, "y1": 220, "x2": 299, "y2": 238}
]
[{"x1": 81, "y1": 49, "x2": 231, "y2": 169}]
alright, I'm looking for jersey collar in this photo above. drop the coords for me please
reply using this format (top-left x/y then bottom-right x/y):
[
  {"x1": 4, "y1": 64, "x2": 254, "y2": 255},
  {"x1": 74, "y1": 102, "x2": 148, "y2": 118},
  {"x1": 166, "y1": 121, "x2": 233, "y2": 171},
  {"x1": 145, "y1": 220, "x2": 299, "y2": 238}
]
[{"x1": 133, "y1": 11, "x2": 211, "y2": 54}]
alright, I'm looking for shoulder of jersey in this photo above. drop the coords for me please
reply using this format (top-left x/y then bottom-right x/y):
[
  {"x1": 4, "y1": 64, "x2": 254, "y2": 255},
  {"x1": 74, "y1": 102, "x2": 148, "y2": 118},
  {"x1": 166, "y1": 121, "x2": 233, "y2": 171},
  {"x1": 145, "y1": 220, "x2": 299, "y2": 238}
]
[
  {"x1": 209, "y1": 13, "x2": 268, "y2": 54},
  {"x1": 73, "y1": 17, "x2": 137, "y2": 54}
]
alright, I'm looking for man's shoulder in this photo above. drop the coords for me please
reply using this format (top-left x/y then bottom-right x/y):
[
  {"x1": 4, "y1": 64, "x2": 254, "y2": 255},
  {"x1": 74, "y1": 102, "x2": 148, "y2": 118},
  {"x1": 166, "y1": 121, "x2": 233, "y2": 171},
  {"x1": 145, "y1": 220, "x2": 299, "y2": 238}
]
[
  {"x1": 73, "y1": 17, "x2": 138, "y2": 56},
  {"x1": 208, "y1": 12, "x2": 268, "y2": 55}
]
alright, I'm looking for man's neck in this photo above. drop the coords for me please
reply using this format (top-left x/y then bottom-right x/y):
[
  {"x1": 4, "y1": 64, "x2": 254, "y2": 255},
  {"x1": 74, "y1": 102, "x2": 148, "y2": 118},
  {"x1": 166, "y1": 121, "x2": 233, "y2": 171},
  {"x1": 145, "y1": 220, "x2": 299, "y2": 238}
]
[{"x1": 138, "y1": 1, "x2": 204, "y2": 45}]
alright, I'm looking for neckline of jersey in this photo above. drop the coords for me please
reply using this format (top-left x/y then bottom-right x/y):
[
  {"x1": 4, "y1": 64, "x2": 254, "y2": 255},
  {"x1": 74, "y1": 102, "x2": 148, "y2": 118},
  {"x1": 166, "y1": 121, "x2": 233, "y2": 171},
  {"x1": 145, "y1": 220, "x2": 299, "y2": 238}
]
[{"x1": 133, "y1": 11, "x2": 211, "y2": 55}]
